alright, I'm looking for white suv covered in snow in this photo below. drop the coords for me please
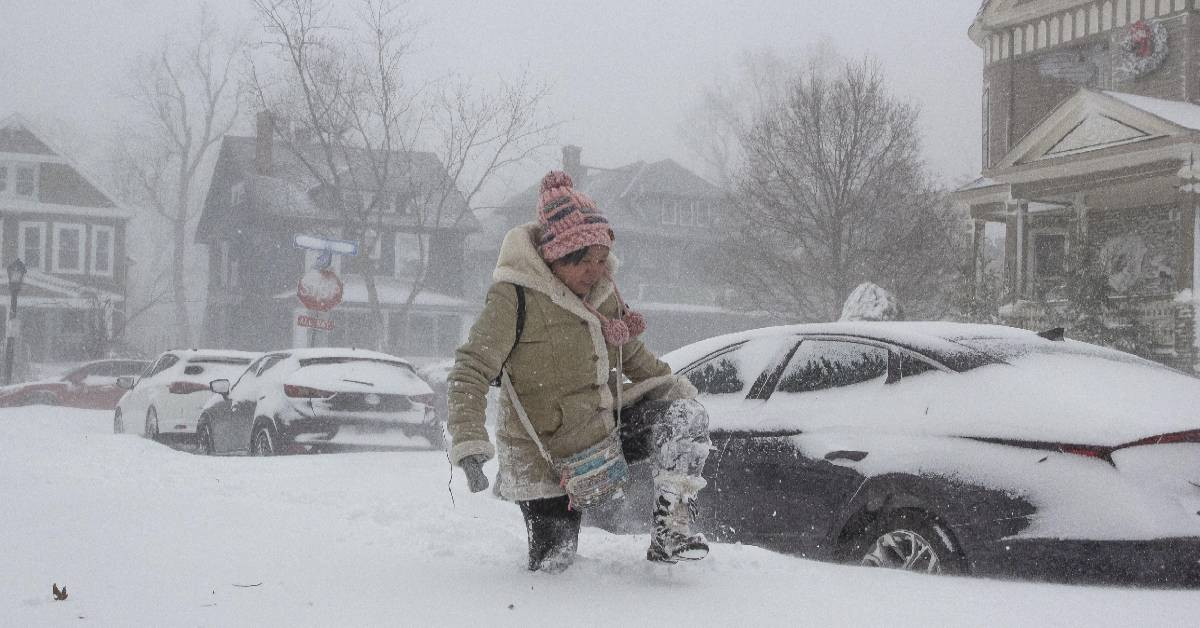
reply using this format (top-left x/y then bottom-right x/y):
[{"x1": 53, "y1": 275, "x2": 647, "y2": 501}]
[
  {"x1": 114, "y1": 349, "x2": 261, "y2": 443},
  {"x1": 196, "y1": 348, "x2": 442, "y2": 455}
]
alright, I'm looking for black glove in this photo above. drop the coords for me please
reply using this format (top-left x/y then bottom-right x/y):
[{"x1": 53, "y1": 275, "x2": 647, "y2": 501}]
[{"x1": 460, "y1": 454, "x2": 490, "y2": 493}]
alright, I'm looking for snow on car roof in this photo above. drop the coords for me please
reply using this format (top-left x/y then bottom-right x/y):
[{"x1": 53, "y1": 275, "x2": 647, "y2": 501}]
[
  {"x1": 663, "y1": 321, "x2": 1036, "y2": 371},
  {"x1": 271, "y1": 347, "x2": 414, "y2": 366},
  {"x1": 172, "y1": 349, "x2": 260, "y2": 363}
]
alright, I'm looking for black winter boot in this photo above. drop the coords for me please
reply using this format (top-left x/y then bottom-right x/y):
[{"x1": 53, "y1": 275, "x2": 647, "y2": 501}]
[{"x1": 519, "y1": 496, "x2": 581, "y2": 573}]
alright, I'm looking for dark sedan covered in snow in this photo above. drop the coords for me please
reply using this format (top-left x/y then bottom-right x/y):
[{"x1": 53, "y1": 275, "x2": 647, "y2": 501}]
[
  {"x1": 592, "y1": 322, "x2": 1200, "y2": 586},
  {"x1": 197, "y1": 348, "x2": 442, "y2": 455}
]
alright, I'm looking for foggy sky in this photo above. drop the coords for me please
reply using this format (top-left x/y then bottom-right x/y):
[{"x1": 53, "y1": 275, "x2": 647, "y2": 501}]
[{"x1": 0, "y1": 0, "x2": 984, "y2": 198}]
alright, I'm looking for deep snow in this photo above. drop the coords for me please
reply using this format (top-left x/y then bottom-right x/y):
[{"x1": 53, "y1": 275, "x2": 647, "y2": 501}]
[{"x1": 3, "y1": 407, "x2": 1200, "y2": 627}]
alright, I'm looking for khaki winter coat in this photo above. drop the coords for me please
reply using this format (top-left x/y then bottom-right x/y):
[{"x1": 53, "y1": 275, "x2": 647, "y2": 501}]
[{"x1": 447, "y1": 224, "x2": 687, "y2": 501}]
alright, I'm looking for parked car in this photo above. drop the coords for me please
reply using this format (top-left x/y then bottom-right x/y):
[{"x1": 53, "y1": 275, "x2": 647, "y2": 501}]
[
  {"x1": 0, "y1": 359, "x2": 149, "y2": 409},
  {"x1": 114, "y1": 350, "x2": 260, "y2": 442},
  {"x1": 196, "y1": 348, "x2": 442, "y2": 455},
  {"x1": 590, "y1": 322, "x2": 1200, "y2": 587}
]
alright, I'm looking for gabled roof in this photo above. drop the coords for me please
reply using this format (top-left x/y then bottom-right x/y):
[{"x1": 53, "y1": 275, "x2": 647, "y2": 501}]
[
  {"x1": 211, "y1": 135, "x2": 475, "y2": 230},
  {"x1": 488, "y1": 157, "x2": 723, "y2": 244},
  {"x1": 992, "y1": 88, "x2": 1197, "y2": 170},
  {"x1": 0, "y1": 114, "x2": 129, "y2": 215}
]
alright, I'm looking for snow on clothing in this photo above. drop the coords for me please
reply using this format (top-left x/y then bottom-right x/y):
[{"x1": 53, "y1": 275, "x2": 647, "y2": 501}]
[{"x1": 446, "y1": 223, "x2": 699, "y2": 502}]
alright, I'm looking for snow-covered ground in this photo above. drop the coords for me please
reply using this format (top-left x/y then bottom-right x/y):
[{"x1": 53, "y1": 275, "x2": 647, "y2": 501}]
[{"x1": 3, "y1": 407, "x2": 1200, "y2": 627}]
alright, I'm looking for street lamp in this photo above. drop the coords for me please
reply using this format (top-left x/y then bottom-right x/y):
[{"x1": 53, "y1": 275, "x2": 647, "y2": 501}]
[{"x1": 5, "y1": 258, "x2": 26, "y2": 385}]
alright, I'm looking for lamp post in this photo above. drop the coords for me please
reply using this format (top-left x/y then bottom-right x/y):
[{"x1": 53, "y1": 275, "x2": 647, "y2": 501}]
[{"x1": 5, "y1": 258, "x2": 26, "y2": 385}]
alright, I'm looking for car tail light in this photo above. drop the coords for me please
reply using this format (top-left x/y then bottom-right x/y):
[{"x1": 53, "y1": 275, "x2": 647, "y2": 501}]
[
  {"x1": 1122, "y1": 429, "x2": 1200, "y2": 448},
  {"x1": 285, "y1": 384, "x2": 335, "y2": 398},
  {"x1": 412, "y1": 393, "x2": 435, "y2": 406},
  {"x1": 168, "y1": 381, "x2": 210, "y2": 394}
]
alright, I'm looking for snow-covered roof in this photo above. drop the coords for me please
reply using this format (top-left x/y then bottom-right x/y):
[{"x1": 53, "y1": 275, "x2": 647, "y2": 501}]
[
  {"x1": 1103, "y1": 91, "x2": 1200, "y2": 131},
  {"x1": 662, "y1": 321, "x2": 1050, "y2": 371},
  {"x1": 267, "y1": 346, "x2": 413, "y2": 365},
  {"x1": 956, "y1": 176, "x2": 1001, "y2": 192}
]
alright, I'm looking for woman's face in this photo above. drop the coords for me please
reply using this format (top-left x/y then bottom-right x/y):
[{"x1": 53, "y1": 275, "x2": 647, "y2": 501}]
[{"x1": 551, "y1": 245, "x2": 610, "y2": 297}]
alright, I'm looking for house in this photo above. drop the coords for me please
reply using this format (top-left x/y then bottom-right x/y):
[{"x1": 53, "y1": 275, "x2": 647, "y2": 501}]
[
  {"x1": 0, "y1": 114, "x2": 132, "y2": 363},
  {"x1": 196, "y1": 113, "x2": 479, "y2": 360},
  {"x1": 956, "y1": 0, "x2": 1200, "y2": 371},
  {"x1": 470, "y1": 146, "x2": 764, "y2": 354}
]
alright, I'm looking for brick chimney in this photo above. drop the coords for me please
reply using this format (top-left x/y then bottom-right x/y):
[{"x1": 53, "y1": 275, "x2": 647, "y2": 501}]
[
  {"x1": 562, "y1": 145, "x2": 584, "y2": 187},
  {"x1": 255, "y1": 111, "x2": 274, "y2": 176}
]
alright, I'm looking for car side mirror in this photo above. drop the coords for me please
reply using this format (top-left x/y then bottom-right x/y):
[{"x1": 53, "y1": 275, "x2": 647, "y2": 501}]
[
  {"x1": 210, "y1": 379, "x2": 231, "y2": 396},
  {"x1": 116, "y1": 376, "x2": 135, "y2": 390}
]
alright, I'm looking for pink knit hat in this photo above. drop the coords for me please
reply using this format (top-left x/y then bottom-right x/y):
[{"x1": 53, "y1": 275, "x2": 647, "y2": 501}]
[{"x1": 536, "y1": 171, "x2": 613, "y2": 262}]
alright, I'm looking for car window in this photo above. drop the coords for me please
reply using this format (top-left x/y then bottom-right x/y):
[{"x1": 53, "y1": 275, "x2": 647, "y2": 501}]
[
  {"x1": 774, "y1": 340, "x2": 889, "y2": 394},
  {"x1": 257, "y1": 354, "x2": 287, "y2": 375},
  {"x1": 143, "y1": 354, "x2": 180, "y2": 380},
  {"x1": 897, "y1": 352, "x2": 939, "y2": 380},
  {"x1": 683, "y1": 337, "x2": 789, "y2": 398}
]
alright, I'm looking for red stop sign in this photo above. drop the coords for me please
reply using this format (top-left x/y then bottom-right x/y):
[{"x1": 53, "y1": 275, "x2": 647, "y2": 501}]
[{"x1": 297, "y1": 269, "x2": 344, "y2": 311}]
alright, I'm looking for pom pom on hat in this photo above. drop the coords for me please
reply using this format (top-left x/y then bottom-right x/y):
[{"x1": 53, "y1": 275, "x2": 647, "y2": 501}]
[{"x1": 536, "y1": 170, "x2": 613, "y2": 262}]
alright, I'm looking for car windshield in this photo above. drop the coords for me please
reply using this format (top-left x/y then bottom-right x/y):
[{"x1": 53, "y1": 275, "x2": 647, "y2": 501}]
[{"x1": 188, "y1": 357, "x2": 253, "y2": 365}]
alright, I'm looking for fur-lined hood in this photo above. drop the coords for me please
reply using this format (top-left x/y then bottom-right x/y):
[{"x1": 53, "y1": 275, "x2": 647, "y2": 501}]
[{"x1": 492, "y1": 223, "x2": 618, "y2": 315}]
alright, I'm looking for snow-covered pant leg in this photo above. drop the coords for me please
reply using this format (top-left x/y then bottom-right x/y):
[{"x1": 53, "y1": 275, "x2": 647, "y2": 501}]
[
  {"x1": 518, "y1": 496, "x2": 580, "y2": 573},
  {"x1": 619, "y1": 399, "x2": 711, "y2": 478},
  {"x1": 620, "y1": 399, "x2": 712, "y2": 562}
]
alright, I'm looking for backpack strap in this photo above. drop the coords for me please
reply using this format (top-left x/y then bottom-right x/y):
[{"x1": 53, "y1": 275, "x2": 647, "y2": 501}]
[{"x1": 490, "y1": 284, "x2": 525, "y2": 387}]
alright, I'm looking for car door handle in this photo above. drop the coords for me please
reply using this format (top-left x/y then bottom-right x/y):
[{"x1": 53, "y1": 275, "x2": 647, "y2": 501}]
[{"x1": 824, "y1": 450, "x2": 868, "y2": 462}]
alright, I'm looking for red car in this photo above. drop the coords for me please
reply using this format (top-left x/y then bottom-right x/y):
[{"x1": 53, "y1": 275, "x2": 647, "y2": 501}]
[{"x1": 0, "y1": 359, "x2": 150, "y2": 409}]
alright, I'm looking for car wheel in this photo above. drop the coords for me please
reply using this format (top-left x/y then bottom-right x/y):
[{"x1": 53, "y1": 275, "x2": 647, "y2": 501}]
[
  {"x1": 851, "y1": 509, "x2": 964, "y2": 575},
  {"x1": 196, "y1": 422, "x2": 215, "y2": 455},
  {"x1": 145, "y1": 407, "x2": 161, "y2": 442},
  {"x1": 113, "y1": 410, "x2": 125, "y2": 434},
  {"x1": 250, "y1": 420, "x2": 277, "y2": 456}
]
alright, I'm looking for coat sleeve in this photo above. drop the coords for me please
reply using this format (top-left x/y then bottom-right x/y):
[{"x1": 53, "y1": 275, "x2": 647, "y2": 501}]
[{"x1": 446, "y1": 283, "x2": 518, "y2": 466}]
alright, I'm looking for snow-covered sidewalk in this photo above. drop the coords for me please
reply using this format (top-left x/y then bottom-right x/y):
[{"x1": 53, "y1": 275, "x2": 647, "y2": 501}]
[{"x1": 2, "y1": 406, "x2": 1198, "y2": 627}]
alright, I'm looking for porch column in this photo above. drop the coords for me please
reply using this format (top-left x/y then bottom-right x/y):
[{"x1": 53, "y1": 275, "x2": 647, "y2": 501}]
[
  {"x1": 1013, "y1": 202, "x2": 1028, "y2": 299},
  {"x1": 971, "y1": 219, "x2": 986, "y2": 298}
]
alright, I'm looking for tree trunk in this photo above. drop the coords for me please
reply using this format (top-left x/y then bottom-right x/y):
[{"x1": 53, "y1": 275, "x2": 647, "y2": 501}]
[{"x1": 173, "y1": 212, "x2": 192, "y2": 347}]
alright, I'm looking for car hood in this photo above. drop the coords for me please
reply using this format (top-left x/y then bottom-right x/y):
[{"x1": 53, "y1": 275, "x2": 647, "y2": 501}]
[
  {"x1": 710, "y1": 353, "x2": 1200, "y2": 447},
  {"x1": 285, "y1": 362, "x2": 432, "y2": 396}
]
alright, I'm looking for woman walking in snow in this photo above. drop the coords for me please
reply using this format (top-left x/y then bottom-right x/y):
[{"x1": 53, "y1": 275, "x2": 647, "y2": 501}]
[{"x1": 446, "y1": 171, "x2": 711, "y2": 573}]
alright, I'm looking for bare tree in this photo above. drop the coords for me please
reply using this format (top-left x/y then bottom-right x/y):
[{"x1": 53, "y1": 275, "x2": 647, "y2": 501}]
[
  {"x1": 115, "y1": 6, "x2": 242, "y2": 347},
  {"x1": 247, "y1": 0, "x2": 556, "y2": 349},
  {"x1": 721, "y1": 57, "x2": 963, "y2": 321}
]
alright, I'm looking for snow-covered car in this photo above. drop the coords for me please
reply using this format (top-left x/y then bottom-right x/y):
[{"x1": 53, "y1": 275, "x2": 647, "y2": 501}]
[
  {"x1": 0, "y1": 359, "x2": 149, "y2": 409},
  {"x1": 593, "y1": 322, "x2": 1200, "y2": 587},
  {"x1": 196, "y1": 348, "x2": 442, "y2": 455},
  {"x1": 114, "y1": 350, "x2": 260, "y2": 442}
]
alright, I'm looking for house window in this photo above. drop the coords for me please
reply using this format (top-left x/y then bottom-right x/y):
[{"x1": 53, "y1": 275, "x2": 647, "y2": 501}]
[
  {"x1": 678, "y1": 200, "x2": 693, "y2": 226},
  {"x1": 15, "y1": 165, "x2": 35, "y2": 197},
  {"x1": 365, "y1": 229, "x2": 382, "y2": 260},
  {"x1": 18, "y1": 222, "x2": 46, "y2": 271},
  {"x1": 1033, "y1": 233, "x2": 1067, "y2": 278},
  {"x1": 231, "y1": 181, "x2": 245, "y2": 207},
  {"x1": 394, "y1": 232, "x2": 426, "y2": 278},
  {"x1": 53, "y1": 223, "x2": 86, "y2": 274},
  {"x1": 660, "y1": 198, "x2": 677, "y2": 225},
  {"x1": 0, "y1": 165, "x2": 7, "y2": 192},
  {"x1": 394, "y1": 191, "x2": 415, "y2": 215},
  {"x1": 91, "y1": 226, "x2": 115, "y2": 277}
]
